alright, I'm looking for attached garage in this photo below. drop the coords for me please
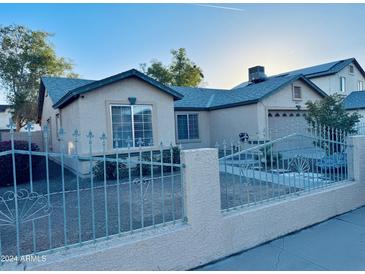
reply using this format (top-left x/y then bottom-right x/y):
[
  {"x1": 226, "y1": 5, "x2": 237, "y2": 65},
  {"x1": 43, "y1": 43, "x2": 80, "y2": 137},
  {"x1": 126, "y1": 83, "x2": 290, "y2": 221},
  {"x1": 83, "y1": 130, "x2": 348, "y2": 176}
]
[{"x1": 268, "y1": 110, "x2": 308, "y2": 139}]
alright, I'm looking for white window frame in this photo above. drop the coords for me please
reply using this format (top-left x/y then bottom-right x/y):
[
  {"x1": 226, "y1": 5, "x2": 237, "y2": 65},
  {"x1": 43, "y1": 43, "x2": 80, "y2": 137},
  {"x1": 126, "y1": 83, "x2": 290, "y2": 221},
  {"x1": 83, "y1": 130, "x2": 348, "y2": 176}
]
[
  {"x1": 176, "y1": 113, "x2": 200, "y2": 141},
  {"x1": 292, "y1": 85, "x2": 302, "y2": 100},
  {"x1": 358, "y1": 80, "x2": 364, "y2": 91},
  {"x1": 340, "y1": 77, "x2": 346, "y2": 92},
  {"x1": 110, "y1": 104, "x2": 153, "y2": 149}
]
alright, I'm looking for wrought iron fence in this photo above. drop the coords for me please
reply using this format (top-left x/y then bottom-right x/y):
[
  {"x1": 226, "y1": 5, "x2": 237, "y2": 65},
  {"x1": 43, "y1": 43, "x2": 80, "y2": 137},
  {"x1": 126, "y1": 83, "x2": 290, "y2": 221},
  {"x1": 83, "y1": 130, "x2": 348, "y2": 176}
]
[
  {"x1": 218, "y1": 124, "x2": 351, "y2": 211},
  {"x1": 0, "y1": 122, "x2": 184, "y2": 259}
]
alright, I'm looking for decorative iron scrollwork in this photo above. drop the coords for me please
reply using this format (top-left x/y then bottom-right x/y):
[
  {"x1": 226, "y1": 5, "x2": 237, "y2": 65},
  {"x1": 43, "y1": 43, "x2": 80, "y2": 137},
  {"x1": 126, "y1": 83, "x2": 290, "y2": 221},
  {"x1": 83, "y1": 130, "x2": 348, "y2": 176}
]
[
  {"x1": 0, "y1": 189, "x2": 52, "y2": 226},
  {"x1": 289, "y1": 155, "x2": 310, "y2": 174}
]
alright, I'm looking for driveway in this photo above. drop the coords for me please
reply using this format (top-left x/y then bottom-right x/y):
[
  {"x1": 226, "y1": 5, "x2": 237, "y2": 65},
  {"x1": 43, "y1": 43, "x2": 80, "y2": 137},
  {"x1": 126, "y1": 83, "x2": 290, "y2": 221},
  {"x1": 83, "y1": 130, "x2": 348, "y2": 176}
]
[{"x1": 196, "y1": 206, "x2": 365, "y2": 271}]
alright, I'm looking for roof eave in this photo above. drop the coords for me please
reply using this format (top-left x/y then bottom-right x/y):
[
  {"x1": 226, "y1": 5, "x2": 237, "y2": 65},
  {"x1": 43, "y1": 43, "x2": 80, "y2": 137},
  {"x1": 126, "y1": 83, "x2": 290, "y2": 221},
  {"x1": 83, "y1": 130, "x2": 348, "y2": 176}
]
[
  {"x1": 174, "y1": 99, "x2": 259, "y2": 111},
  {"x1": 174, "y1": 107, "x2": 209, "y2": 111},
  {"x1": 209, "y1": 100, "x2": 259, "y2": 110}
]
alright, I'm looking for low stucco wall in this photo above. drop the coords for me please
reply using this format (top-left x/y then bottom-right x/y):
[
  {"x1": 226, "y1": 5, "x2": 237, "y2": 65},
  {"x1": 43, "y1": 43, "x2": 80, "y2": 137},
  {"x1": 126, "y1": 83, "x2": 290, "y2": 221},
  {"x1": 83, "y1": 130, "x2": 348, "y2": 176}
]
[
  {"x1": 16, "y1": 182, "x2": 365, "y2": 271},
  {"x1": 4, "y1": 136, "x2": 365, "y2": 271}
]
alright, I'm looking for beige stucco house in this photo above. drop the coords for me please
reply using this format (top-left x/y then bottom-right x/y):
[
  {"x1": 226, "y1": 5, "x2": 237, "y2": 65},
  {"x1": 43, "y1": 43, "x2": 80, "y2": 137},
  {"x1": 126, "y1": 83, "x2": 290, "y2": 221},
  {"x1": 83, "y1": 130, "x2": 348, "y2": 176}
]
[
  {"x1": 38, "y1": 70, "x2": 182, "y2": 157},
  {"x1": 37, "y1": 58, "x2": 365, "y2": 165}
]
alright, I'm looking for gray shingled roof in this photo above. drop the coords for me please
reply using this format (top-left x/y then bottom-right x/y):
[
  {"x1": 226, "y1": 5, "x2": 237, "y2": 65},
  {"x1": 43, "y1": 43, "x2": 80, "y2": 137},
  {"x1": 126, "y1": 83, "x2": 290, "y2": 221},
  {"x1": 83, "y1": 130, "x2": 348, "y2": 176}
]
[
  {"x1": 344, "y1": 91, "x2": 365, "y2": 110},
  {"x1": 53, "y1": 69, "x2": 183, "y2": 108},
  {"x1": 40, "y1": 73, "x2": 325, "y2": 112},
  {"x1": 0, "y1": 104, "x2": 10, "y2": 112},
  {"x1": 41, "y1": 70, "x2": 183, "y2": 109},
  {"x1": 281, "y1": 58, "x2": 354, "y2": 78},
  {"x1": 173, "y1": 74, "x2": 326, "y2": 110},
  {"x1": 41, "y1": 76, "x2": 95, "y2": 104},
  {"x1": 39, "y1": 63, "x2": 329, "y2": 113},
  {"x1": 234, "y1": 58, "x2": 363, "y2": 89}
]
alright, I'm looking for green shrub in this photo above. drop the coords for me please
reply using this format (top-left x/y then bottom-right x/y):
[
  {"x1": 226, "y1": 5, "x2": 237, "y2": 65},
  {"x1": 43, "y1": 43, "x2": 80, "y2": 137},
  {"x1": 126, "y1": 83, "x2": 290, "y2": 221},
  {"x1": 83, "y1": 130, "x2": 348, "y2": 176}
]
[
  {"x1": 0, "y1": 141, "x2": 42, "y2": 187},
  {"x1": 136, "y1": 146, "x2": 181, "y2": 176},
  {"x1": 93, "y1": 147, "x2": 181, "y2": 180},
  {"x1": 93, "y1": 158, "x2": 129, "y2": 181}
]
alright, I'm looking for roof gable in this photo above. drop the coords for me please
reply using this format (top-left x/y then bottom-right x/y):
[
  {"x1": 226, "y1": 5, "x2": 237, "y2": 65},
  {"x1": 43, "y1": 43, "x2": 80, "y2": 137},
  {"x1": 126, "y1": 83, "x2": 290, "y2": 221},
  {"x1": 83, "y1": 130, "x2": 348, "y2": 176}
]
[
  {"x1": 41, "y1": 77, "x2": 95, "y2": 104},
  {"x1": 53, "y1": 69, "x2": 183, "y2": 108}
]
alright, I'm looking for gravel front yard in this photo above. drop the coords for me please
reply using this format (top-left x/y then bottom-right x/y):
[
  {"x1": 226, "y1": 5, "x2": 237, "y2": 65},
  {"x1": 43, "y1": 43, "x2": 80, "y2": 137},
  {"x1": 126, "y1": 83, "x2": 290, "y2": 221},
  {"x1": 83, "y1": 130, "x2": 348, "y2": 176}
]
[{"x1": 0, "y1": 162, "x2": 183, "y2": 256}]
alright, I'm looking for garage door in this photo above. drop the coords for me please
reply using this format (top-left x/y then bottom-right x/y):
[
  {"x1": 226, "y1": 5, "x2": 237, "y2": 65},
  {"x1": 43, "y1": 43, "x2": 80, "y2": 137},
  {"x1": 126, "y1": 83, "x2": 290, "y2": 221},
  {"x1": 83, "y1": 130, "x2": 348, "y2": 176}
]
[{"x1": 268, "y1": 110, "x2": 308, "y2": 139}]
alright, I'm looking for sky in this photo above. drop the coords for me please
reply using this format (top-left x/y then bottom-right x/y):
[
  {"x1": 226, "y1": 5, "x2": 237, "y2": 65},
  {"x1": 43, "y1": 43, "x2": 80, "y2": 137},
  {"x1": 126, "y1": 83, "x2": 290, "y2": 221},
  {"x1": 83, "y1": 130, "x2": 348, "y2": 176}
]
[{"x1": 1, "y1": 3, "x2": 365, "y2": 103}]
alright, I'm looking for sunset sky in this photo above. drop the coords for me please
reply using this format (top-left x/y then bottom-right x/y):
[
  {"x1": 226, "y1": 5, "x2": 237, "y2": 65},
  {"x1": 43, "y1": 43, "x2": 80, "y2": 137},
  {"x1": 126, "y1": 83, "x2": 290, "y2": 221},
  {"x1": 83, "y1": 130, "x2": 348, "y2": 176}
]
[{"x1": 1, "y1": 3, "x2": 365, "y2": 103}]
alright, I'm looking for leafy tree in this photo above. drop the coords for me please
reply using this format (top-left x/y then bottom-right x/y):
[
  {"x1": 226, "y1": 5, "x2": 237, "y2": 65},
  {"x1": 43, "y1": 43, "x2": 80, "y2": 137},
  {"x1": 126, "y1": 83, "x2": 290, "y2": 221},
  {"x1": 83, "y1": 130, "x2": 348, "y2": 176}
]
[
  {"x1": 305, "y1": 94, "x2": 361, "y2": 133},
  {"x1": 305, "y1": 94, "x2": 361, "y2": 154},
  {"x1": 141, "y1": 48, "x2": 204, "y2": 87},
  {"x1": 0, "y1": 25, "x2": 77, "y2": 131}
]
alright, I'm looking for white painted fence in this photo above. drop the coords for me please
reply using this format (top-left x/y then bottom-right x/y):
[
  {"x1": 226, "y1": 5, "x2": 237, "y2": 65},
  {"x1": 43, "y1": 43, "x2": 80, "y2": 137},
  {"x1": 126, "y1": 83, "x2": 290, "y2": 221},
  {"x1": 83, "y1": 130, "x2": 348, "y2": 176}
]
[{"x1": 2, "y1": 136, "x2": 365, "y2": 271}]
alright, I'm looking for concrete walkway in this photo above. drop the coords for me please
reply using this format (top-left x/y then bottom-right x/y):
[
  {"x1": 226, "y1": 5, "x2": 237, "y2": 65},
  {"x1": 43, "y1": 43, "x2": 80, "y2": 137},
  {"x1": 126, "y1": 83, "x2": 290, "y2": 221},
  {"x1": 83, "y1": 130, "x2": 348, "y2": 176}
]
[{"x1": 197, "y1": 206, "x2": 365, "y2": 271}]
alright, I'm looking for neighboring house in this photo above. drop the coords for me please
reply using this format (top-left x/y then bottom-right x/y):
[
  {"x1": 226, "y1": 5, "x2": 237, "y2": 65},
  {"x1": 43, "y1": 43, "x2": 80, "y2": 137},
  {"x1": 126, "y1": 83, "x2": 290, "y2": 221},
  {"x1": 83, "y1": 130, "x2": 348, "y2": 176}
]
[
  {"x1": 235, "y1": 58, "x2": 365, "y2": 96},
  {"x1": 0, "y1": 104, "x2": 11, "y2": 132}
]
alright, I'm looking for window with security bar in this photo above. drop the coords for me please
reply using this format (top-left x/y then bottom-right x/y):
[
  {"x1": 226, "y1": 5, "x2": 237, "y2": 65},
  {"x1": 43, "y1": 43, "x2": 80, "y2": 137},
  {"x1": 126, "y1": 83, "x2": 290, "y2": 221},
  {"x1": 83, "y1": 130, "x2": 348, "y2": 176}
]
[
  {"x1": 177, "y1": 113, "x2": 199, "y2": 141},
  {"x1": 111, "y1": 104, "x2": 153, "y2": 148}
]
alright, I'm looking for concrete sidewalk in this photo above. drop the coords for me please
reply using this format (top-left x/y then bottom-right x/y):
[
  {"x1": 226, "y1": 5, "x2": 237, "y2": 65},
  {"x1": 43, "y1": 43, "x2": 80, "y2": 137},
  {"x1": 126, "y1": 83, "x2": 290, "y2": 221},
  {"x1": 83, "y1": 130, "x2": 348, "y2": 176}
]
[{"x1": 196, "y1": 206, "x2": 365, "y2": 271}]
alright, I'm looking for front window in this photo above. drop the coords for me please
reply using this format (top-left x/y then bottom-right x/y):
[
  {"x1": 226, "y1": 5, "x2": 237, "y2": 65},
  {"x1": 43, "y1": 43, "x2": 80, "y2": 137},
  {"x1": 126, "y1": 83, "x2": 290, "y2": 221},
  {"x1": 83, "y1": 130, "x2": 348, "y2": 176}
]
[
  {"x1": 340, "y1": 77, "x2": 346, "y2": 92},
  {"x1": 358, "y1": 80, "x2": 364, "y2": 91},
  {"x1": 111, "y1": 105, "x2": 153, "y2": 148},
  {"x1": 177, "y1": 114, "x2": 199, "y2": 141}
]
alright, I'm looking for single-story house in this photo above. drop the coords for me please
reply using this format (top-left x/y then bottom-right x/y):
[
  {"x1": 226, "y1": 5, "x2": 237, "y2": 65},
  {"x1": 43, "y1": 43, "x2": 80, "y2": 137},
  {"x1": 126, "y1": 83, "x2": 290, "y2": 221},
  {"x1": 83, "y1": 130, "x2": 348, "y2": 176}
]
[
  {"x1": 37, "y1": 57, "x2": 365, "y2": 172},
  {"x1": 38, "y1": 66, "x2": 327, "y2": 159}
]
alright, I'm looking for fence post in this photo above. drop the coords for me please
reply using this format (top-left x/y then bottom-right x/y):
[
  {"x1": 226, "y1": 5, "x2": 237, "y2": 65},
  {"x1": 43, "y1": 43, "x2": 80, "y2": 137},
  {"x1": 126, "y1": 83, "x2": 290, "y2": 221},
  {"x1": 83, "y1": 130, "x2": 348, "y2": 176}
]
[
  {"x1": 181, "y1": 148, "x2": 221, "y2": 226},
  {"x1": 347, "y1": 135, "x2": 365, "y2": 182}
]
